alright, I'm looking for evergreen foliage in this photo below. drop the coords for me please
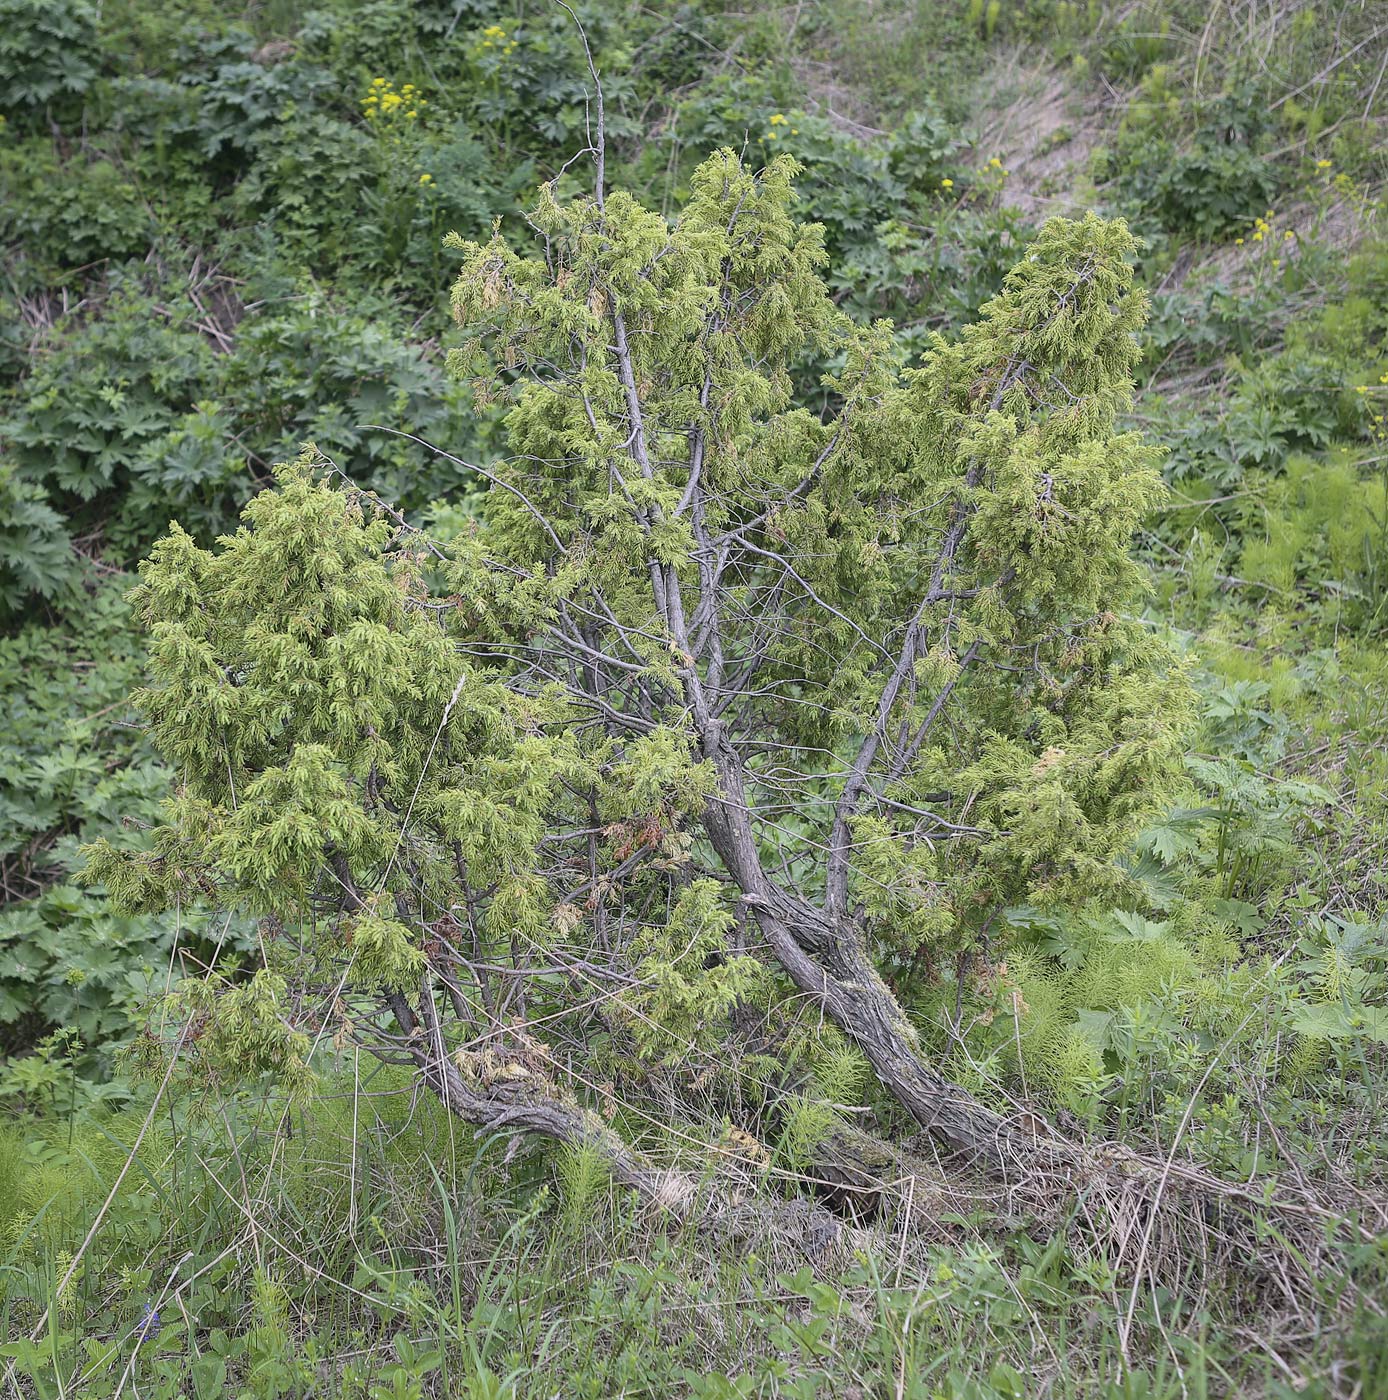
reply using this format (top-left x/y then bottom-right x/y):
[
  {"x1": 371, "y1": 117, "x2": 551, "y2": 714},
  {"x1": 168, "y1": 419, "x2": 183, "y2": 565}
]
[{"x1": 85, "y1": 149, "x2": 1192, "y2": 1180}]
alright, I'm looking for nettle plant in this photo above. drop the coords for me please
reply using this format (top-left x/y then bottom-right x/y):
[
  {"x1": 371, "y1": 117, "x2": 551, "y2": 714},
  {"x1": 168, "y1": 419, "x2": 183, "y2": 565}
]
[{"x1": 87, "y1": 139, "x2": 1192, "y2": 1220}]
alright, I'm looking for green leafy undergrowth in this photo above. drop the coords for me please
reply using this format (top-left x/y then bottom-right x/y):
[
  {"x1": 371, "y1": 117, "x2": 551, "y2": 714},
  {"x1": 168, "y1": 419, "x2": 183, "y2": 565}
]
[
  {"x1": 4, "y1": 1066, "x2": 1375, "y2": 1399},
  {"x1": 891, "y1": 659, "x2": 1388, "y2": 1194},
  {"x1": 1143, "y1": 238, "x2": 1388, "y2": 640},
  {"x1": 2, "y1": 274, "x2": 491, "y2": 622},
  {"x1": 0, "y1": 584, "x2": 236, "y2": 1072}
]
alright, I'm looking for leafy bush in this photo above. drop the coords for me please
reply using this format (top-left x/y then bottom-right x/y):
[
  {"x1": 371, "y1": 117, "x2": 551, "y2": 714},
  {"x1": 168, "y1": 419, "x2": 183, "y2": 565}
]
[
  {"x1": 83, "y1": 150, "x2": 1204, "y2": 1247},
  {"x1": 0, "y1": 146, "x2": 155, "y2": 269},
  {"x1": 0, "y1": 0, "x2": 101, "y2": 124},
  {"x1": 0, "y1": 277, "x2": 491, "y2": 622},
  {"x1": 0, "y1": 587, "x2": 204, "y2": 1069},
  {"x1": 1107, "y1": 80, "x2": 1284, "y2": 239},
  {"x1": 3, "y1": 283, "x2": 230, "y2": 569},
  {"x1": 1143, "y1": 235, "x2": 1388, "y2": 637},
  {"x1": 0, "y1": 466, "x2": 71, "y2": 616}
]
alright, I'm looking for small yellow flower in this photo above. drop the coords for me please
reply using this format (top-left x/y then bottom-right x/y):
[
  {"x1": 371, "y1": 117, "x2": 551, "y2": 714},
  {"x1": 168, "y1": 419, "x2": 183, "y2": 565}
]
[
  {"x1": 1316, "y1": 158, "x2": 1333, "y2": 169},
  {"x1": 1234, "y1": 237, "x2": 1244, "y2": 245},
  {"x1": 1252, "y1": 230, "x2": 1263, "y2": 241},
  {"x1": 419, "y1": 172, "x2": 433, "y2": 184},
  {"x1": 940, "y1": 177, "x2": 953, "y2": 188},
  {"x1": 1283, "y1": 230, "x2": 1293, "y2": 241},
  {"x1": 1380, "y1": 372, "x2": 1388, "y2": 384},
  {"x1": 769, "y1": 113, "x2": 787, "y2": 126},
  {"x1": 988, "y1": 156, "x2": 1003, "y2": 169}
]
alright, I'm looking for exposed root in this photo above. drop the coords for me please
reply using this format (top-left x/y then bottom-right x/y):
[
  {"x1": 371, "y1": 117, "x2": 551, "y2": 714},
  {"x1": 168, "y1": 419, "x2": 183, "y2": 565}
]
[{"x1": 422, "y1": 1054, "x2": 869, "y2": 1269}]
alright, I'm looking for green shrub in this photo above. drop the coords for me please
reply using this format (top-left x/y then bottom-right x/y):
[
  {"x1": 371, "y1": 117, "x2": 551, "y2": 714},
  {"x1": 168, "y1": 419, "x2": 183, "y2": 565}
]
[
  {"x1": 1112, "y1": 85, "x2": 1284, "y2": 239},
  {"x1": 0, "y1": 587, "x2": 232, "y2": 1069},
  {"x1": 0, "y1": 0, "x2": 101, "y2": 125},
  {"x1": 0, "y1": 146, "x2": 155, "y2": 269}
]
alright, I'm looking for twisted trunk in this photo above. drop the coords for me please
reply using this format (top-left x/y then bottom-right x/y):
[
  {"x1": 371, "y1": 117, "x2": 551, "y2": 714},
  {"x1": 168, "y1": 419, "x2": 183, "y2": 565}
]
[
  {"x1": 699, "y1": 742, "x2": 1041, "y2": 1171},
  {"x1": 398, "y1": 1018, "x2": 858, "y2": 1259}
]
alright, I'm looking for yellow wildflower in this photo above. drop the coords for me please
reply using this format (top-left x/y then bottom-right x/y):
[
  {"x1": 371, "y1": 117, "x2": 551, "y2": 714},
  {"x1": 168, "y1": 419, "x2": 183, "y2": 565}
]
[
  {"x1": 941, "y1": 177, "x2": 954, "y2": 188},
  {"x1": 419, "y1": 173, "x2": 433, "y2": 184},
  {"x1": 1316, "y1": 158, "x2": 1333, "y2": 169}
]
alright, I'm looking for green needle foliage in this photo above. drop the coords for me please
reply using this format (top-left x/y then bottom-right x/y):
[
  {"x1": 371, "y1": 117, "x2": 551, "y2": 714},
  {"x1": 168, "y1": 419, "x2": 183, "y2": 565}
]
[
  {"x1": 85, "y1": 147, "x2": 1191, "y2": 1193},
  {"x1": 3, "y1": 5, "x2": 1387, "y2": 1392}
]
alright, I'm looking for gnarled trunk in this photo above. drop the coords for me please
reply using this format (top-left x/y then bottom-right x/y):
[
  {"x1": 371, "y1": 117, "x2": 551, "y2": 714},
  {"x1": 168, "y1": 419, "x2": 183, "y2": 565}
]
[{"x1": 700, "y1": 744, "x2": 1038, "y2": 1172}]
